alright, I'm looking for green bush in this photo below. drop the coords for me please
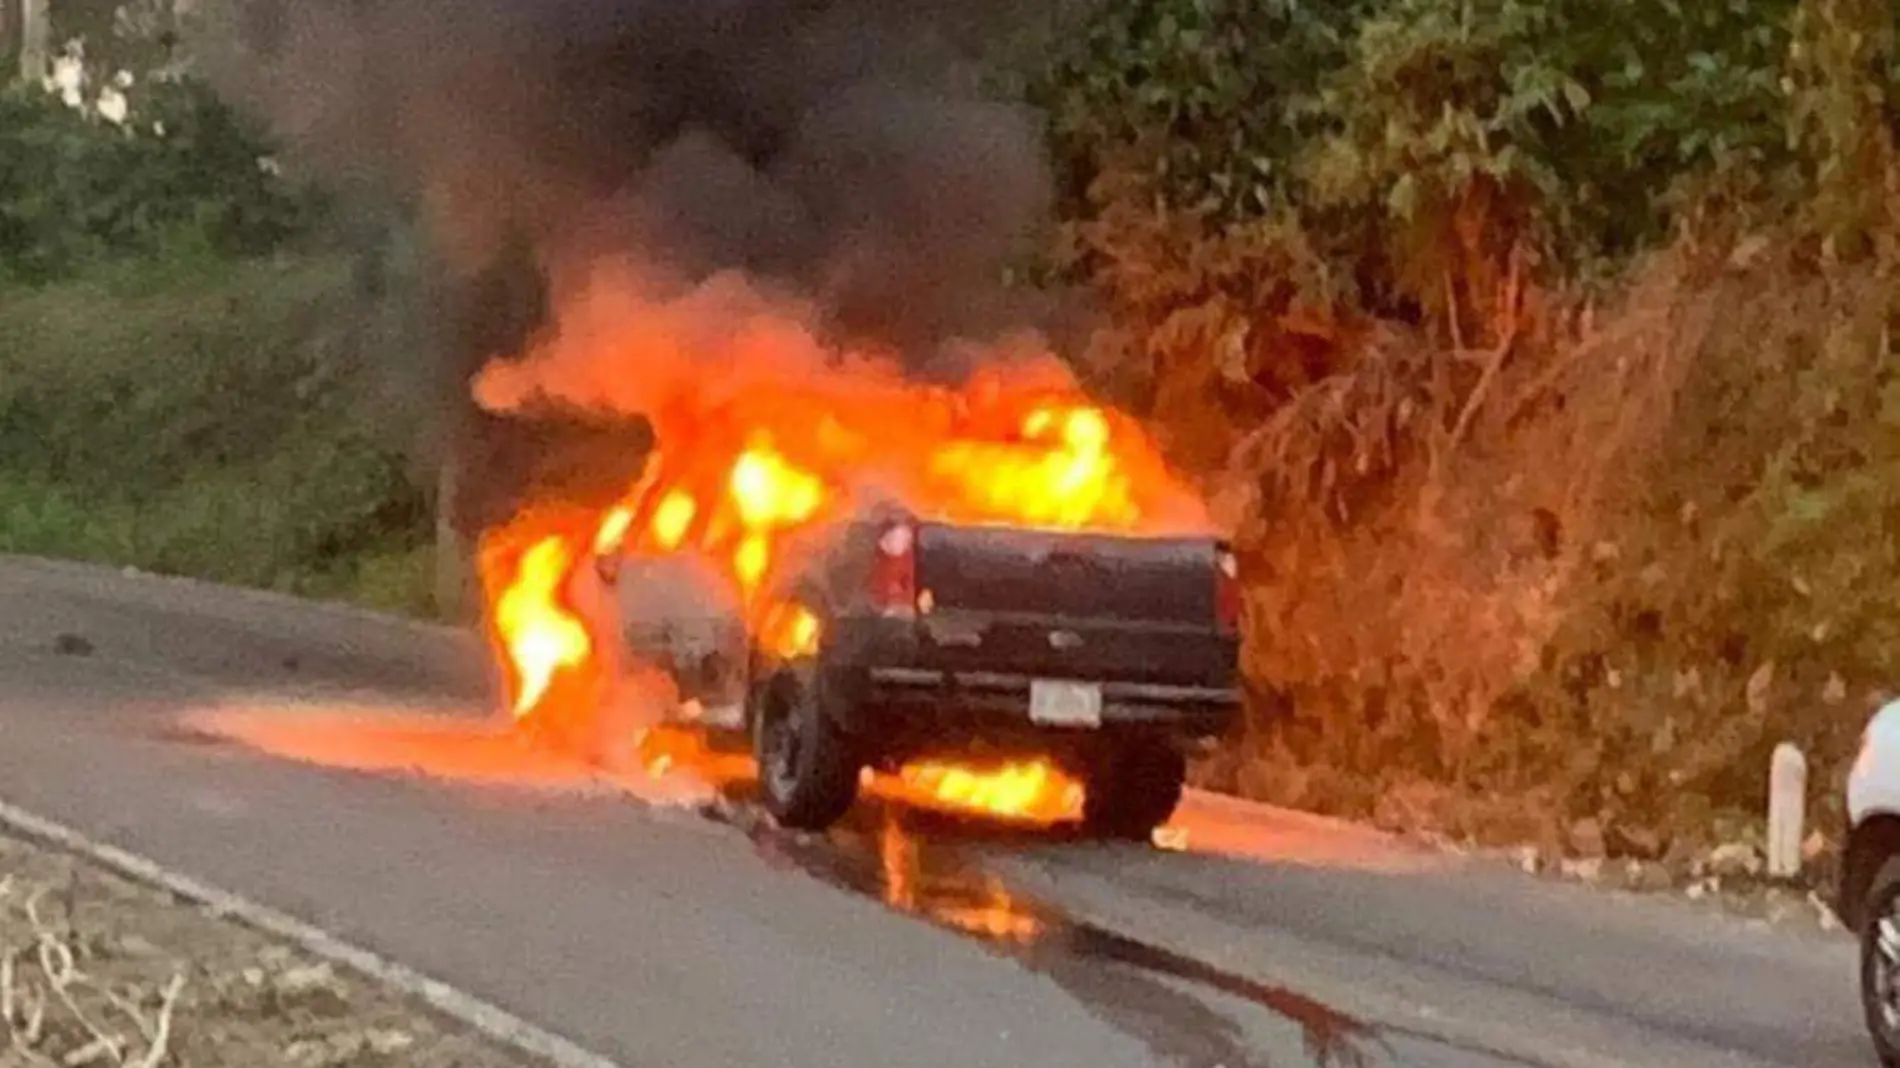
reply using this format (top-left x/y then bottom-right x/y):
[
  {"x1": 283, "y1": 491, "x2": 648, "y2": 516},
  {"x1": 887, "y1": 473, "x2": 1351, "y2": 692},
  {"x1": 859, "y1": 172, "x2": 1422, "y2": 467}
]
[
  {"x1": 0, "y1": 74, "x2": 324, "y2": 284},
  {"x1": 1031, "y1": 0, "x2": 1840, "y2": 319},
  {"x1": 0, "y1": 20, "x2": 426, "y2": 615},
  {"x1": 0, "y1": 254, "x2": 434, "y2": 612}
]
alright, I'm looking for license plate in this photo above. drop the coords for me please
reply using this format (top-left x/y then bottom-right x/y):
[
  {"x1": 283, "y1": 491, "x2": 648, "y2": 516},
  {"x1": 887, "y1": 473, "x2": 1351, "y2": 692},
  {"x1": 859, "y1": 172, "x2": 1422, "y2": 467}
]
[{"x1": 1029, "y1": 679, "x2": 1103, "y2": 727}]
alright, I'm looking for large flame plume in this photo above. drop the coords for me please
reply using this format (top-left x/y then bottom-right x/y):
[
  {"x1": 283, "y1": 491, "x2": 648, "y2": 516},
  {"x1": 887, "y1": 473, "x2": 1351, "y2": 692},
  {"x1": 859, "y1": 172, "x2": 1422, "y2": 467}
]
[
  {"x1": 473, "y1": 265, "x2": 1209, "y2": 820},
  {"x1": 212, "y1": 0, "x2": 1191, "y2": 825}
]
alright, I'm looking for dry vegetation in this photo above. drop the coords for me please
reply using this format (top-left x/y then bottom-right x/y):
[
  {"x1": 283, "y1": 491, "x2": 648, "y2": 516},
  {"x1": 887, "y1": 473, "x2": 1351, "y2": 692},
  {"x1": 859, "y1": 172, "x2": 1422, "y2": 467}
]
[
  {"x1": 1011, "y1": 0, "x2": 1900, "y2": 878},
  {"x1": 0, "y1": 831, "x2": 532, "y2": 1067},
  {"x1": 1173, "y1": 154, "x2": 1900, "y2": 881},
  {"x1": 1194, "y1": 207, "x2": 1897, "y2": 871}
]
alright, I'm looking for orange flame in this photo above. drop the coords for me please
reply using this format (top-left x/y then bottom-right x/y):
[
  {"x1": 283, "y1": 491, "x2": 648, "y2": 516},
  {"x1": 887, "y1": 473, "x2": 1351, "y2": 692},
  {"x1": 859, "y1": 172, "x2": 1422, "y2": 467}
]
[
  {"x1": 893, "y1": 759, "x2": 1084, "y2": 824},
  {"x1": 876, "y1": 818, "x2": 1044, "y2": 941},
  {"x1": 470, "y1": 268, "x2": 1214, "y2": 795},
  {"x1": 729, "y1": 438, "x2": 825, "y2": 529},
  {"x1": 592, "y1": 506, "x2": 635, "y2": 557},
  {"x1": 649, "y1": 490, "x2": 696, "y2": 550},
  {"x1": 928, "y1": 406, "x2": 1136, "y2": 530},
  {"x1": 759, "y1": 601, "x2": 822, "y2": 661},
  {"x1": 483, "y1": 532, "x2": 592, "y2": 719}
]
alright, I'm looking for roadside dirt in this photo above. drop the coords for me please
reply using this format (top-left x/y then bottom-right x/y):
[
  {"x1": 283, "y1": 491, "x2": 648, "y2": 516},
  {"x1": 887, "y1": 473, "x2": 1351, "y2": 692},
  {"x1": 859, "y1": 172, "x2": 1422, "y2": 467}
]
[
  {"x1": 1439, "y1": 836, "x2": 1851, "y2": 936},
  {"x1": 0, "y1": 828, "x2": 537, "y2": 1068}
]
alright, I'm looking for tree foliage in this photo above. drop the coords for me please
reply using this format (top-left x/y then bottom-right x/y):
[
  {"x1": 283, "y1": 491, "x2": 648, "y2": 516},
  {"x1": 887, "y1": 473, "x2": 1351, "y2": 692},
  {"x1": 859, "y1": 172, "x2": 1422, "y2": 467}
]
[
  {"x1": 0, "y1": 254, "x2": 433, "y2": 606},
  {"x1": 0, "y1": 10, "x2": 417, "y2": 608},
  {"x1": 0, "y1": 40, "x2": 322, "y2": 283},
  {"x1": 1028, "y1": 0, "x2": 1900, "y2": 858},
  {"x1": 1033, "y1": 0, "x2": 1846, "y2": 316}
]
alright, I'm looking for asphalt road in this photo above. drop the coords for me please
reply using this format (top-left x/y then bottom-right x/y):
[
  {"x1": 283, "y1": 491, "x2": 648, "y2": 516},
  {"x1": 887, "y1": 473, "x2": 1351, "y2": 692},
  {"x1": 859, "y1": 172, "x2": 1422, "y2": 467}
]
[{"x1": 0, "y1": 556, "x2": 1869, "y2": 1068}]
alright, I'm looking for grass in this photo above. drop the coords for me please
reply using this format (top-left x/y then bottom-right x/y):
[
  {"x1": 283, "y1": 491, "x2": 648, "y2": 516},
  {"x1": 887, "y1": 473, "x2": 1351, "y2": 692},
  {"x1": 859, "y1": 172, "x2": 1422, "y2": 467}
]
[
  {"x1": 0, "y1": 250, "x2": 439, "y2": 619},
  {"x1": 0, "y1": 473, "x2": 438, "y2": 616}
]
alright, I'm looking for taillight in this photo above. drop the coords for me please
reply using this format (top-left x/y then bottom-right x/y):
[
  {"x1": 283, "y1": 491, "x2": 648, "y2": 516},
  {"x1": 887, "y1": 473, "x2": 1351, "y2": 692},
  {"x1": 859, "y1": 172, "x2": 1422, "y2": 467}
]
[
  {"x1": 870, "y1": 520, "x2": 917, "y2": 616},
  {"x1": 1215, "y1": 547, "x2": 1241, "y2": 632}
]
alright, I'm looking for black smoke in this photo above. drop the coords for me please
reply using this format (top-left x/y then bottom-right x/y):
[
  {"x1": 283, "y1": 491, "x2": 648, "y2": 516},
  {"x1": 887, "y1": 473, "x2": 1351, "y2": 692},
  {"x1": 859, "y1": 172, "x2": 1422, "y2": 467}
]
[
  {"x1": 215, "y1": 0, "x2": 1058, "y2": 351},
  {"x1": 209, "y1": 0, "x2": 1069, "y2": 549}
]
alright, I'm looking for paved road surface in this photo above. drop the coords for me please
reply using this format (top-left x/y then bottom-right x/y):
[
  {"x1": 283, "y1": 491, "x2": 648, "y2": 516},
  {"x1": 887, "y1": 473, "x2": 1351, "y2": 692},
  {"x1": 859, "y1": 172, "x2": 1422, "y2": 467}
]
[{"x1": 0, "y1": 557, "x2": 1867, "y2": 1068}]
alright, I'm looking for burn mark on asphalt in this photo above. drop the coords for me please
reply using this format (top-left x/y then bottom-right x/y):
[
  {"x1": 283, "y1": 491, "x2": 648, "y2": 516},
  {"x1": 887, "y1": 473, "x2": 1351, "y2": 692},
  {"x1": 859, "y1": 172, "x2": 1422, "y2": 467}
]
[
  {"x1": 152, "y1": 722, "x2": 233, "y2": 748},
  {"x1": 52, "y1": 633, "x2": 94, "y2": 657},
  {"x1": 717, "y1": 796, "x2": 1381, "y2": 1068}
]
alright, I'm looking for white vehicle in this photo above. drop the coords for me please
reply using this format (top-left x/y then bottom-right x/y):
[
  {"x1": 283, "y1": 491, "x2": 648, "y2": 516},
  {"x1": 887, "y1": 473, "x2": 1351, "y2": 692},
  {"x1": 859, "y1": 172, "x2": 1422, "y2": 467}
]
[{"x1": 1844, "y1": 700, "x2": 1900, "y2": 1064}]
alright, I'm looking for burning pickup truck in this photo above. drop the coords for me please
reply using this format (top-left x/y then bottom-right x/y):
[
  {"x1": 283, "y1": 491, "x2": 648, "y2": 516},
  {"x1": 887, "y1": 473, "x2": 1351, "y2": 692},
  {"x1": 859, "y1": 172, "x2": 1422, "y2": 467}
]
[
  {"x1": 599, "y1": 508, "x2": 1241, "y2": 836},
  {"x1": 476, "y1": 345, "x2": 1241, "y2": 837}
]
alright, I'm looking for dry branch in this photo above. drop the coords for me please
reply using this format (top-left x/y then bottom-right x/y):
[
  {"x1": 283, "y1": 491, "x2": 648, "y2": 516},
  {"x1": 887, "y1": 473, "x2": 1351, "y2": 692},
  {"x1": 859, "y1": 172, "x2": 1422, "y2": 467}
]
[
  {"x1": 0, "y1": 871, "x2": 186, "y2": 1068},
  {"x1": 132, "y1": 975, "x2": 184, "y2": 1068},
  {"x1": 1443, "y1": 248, "x2": 1525, "y2": 454}
]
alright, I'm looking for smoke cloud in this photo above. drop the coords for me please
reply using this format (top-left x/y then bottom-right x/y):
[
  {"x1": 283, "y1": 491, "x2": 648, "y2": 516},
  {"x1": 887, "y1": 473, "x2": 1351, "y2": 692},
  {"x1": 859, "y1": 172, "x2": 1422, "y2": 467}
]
[
  {"x1": 214, "y1": 0, "x2": 1057, "y2": 350},
  {"x1": 210, "y1": 0, "x2": 1070, "y2": 537}
]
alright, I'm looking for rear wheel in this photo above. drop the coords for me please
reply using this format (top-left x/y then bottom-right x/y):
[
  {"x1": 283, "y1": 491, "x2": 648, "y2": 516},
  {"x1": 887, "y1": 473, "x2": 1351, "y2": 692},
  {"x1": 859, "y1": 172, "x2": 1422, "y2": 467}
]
[
  {"x1": 1861, "y1": 854, "x2": 1900, "y2": 1066},
  {"x1": 1082, "y1": 743, "x2": 1187, "y2": 841},
  {"x1": 751, "y1": 670, "x2": 860, "y2": 831}
]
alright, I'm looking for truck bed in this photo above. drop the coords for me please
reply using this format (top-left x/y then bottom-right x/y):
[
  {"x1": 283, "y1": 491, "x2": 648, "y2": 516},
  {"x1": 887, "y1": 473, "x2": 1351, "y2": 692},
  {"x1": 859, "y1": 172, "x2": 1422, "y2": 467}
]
[{"x1": 814, "y1": 518, "x2": 1241, "y2": 749}]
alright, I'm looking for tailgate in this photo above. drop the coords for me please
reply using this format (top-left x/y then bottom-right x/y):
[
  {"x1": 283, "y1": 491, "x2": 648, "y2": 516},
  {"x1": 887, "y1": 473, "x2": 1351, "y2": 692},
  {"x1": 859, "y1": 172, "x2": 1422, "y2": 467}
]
[
  {"x1": 909, "y1": 523, "x2": 1230, "y2": 685},
  {"x1": 915, "y1": 524, "x2": 1217, "y2": 623}
]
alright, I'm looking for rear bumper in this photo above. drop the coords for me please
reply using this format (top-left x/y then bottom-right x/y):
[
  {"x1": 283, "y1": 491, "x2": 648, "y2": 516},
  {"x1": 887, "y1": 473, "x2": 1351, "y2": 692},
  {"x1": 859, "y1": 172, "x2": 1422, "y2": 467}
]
[{"x1": 856, "y1": 665, "x2": 1239, "y2": 738}]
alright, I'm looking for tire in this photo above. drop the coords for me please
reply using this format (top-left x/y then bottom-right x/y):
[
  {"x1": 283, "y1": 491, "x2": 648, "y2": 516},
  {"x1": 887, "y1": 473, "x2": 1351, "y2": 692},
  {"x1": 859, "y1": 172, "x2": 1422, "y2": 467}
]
[
  {"x1": 751, "y1": 669, "x2": 860, "y2": 831},
  {"x1": 1863, "y1": 854, "x2": 1900, "y2": 1066},
  {"x1": 1082, "y1": 743, "x2": 1187, "y2": 841}
]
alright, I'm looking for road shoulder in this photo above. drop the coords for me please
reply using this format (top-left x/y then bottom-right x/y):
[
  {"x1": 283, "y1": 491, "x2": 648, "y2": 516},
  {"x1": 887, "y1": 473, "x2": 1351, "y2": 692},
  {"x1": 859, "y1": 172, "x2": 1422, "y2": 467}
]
[{"x1": 0, "y1": 799, "x2": 609, "y2": 1068}]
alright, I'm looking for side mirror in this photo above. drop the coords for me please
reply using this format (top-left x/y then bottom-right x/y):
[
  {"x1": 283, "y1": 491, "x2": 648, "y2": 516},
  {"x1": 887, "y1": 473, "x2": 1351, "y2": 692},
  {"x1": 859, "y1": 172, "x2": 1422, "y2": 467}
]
[{"x1": 594, "y1": 556, "x2": 620, "y2": 586}]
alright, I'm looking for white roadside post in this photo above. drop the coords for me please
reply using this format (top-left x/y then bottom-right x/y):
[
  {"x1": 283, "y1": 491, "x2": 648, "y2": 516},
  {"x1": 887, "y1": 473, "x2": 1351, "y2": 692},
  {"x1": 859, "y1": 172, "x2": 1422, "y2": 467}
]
[{"x1": 1767, "y1": 741, "x2": 1808, "y2": 879}]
